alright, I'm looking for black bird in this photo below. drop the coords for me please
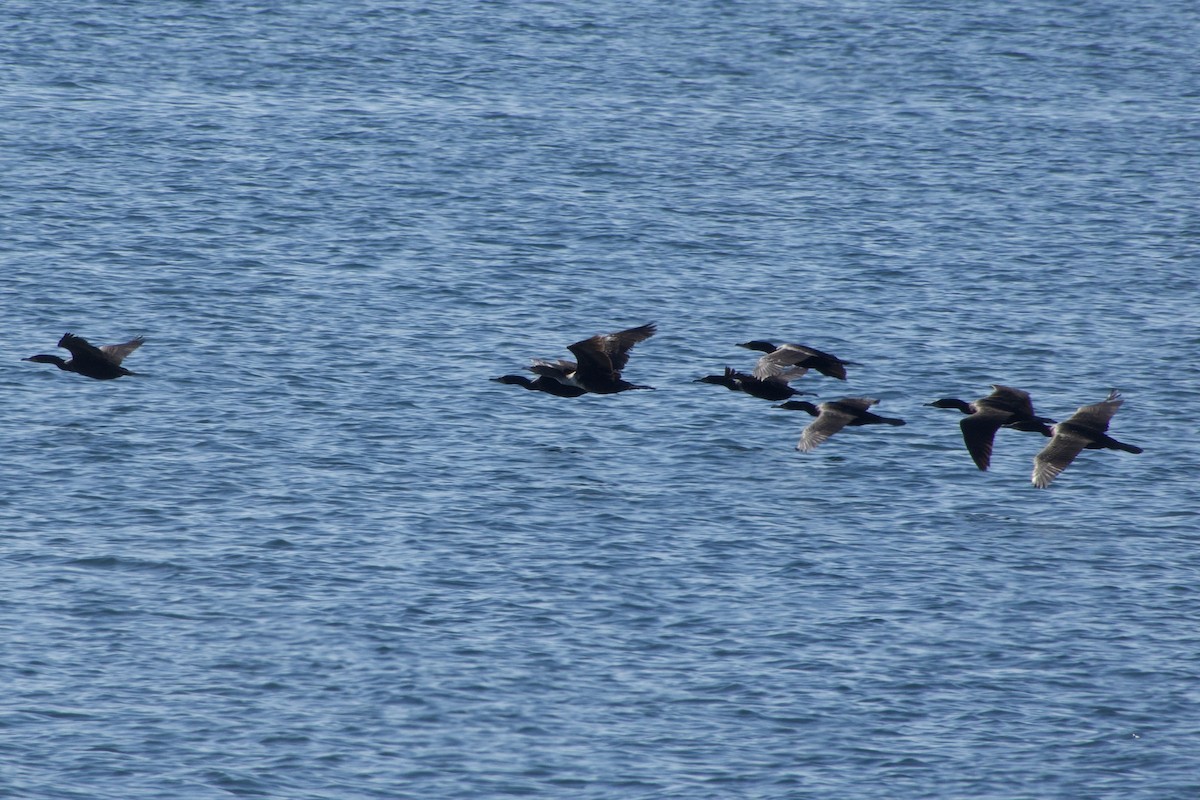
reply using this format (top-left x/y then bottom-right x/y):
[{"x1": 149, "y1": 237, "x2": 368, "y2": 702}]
[
  {"x1": 23, "y1": 333, "x2": 144, "y2": 380},
  {"x1": 491, "y1": 375, "x2": 587, "y2": 398},
  {"x1": 521, "y1": 322, "x2": 656, "y2": 394},
  {"x1": 775, "y1": 398, "x2": 906, "y2": 452},
  {"x1": 738, "y1": 340, "x2": 856, "y2": 381},
  {"x1": 1032, "y1": 390, "x2": 1142, "y2": 488},
  {"x1": 695, "y1": 367, "x2": 813, "y2": 402},
  {"x1": 927, "y1": 385, "x2": 1054, "y2": 471}
]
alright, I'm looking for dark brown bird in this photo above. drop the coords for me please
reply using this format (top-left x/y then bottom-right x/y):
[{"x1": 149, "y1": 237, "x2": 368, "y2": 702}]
[
  {"x1": 737, "y1": 340, "x2": 856, "y2": 381},
  {"x1": 521, "y1": 323, "x2": 656, "y2": 394},
  {"x1": 23, "y1": 333, "x2": 144, "y2": 380},
  {"x1": 775, "y1": 398, "x2": 905, "y2": 452},
  {"x1": 1032, "y1": 390, "x2": 1142, "y2": 488},
  {"x1": 927, "y1": 385, "x2": 1054, "y2": 471}
]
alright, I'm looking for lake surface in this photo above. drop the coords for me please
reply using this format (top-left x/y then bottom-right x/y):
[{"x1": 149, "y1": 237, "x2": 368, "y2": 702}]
[{"x1": 3, "y1": 1, "x2": 1199, "y2": 797}]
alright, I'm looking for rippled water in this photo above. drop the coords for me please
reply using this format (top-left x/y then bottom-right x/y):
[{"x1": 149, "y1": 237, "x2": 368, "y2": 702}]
[{"x1": 3, "y1": 1, "x2": 1199, "y2": 798}]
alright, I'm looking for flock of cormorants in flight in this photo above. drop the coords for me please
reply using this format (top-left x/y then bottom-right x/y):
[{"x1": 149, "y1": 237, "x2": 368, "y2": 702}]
[{"x1": 23, "y1": 325, "x2": 1143, "y2": 489}]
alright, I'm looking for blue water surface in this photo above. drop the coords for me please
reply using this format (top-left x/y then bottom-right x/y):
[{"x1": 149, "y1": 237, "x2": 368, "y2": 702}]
[{"x1": 2, "y1": 1, "x2": 1199, "y2": 798}]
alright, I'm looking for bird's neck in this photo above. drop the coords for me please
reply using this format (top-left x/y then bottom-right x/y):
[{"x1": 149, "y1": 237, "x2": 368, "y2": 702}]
[
  {"x1": 30, "y1": 355, "x2": 71, "y2": 370},
  {"x1": 940, "y1": 399, "x2": 972, "y2": 413}
]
